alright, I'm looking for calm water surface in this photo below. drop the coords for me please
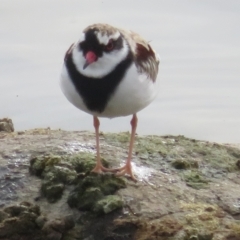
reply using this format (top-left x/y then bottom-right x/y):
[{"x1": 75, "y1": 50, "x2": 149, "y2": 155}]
[{"x1": 0, "y1": 0, "x2": 240, "y2": 143}]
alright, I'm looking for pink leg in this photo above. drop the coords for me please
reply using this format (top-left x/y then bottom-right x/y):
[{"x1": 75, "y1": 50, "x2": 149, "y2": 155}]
[
  {"x1": 91, "y1": 116, "x2": 117, "y2": 173},
  {"x1": 91, "y1": 116, "x2": 102, "y2": 173},
  {"x1": 116, "y1": 114, "x2": 137, "y2": 180}
]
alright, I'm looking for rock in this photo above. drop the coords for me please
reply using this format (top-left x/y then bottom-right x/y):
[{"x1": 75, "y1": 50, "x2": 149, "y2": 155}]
[
  {"x1": 67, "y1": 174, "x2": 126, "y2": 213},
  {"x1": 35, "y1": 216, "x2": 47, "y2": 229},
  {"x1": 93, "y1": 195, "x2": 124, "y2": 214},
  {"x1": 182, "y1": 170, "x2": 209, "y2": 189},
  {"x1": 0, "y1": 202, "x2": 40, "y2": 238},
  {"x1": 0, "y1": 202, "x2": 75, "y2": 239},
  {"x1": 68, "y1": 186, "x2": 103, "y2": 210},
  {"x1": 171, "y1": 159, "x2": 199, "y2": 169},
  {"x1": 70, "y1": 152, "x2": 106, "y2": 173},
  {"x1": 171, "y1": 159, "x2": 191, "y2": 169},
  {"x1": 0, "y1": 210, "x2": 9, "y2": 222},
  {"x1": 42, "y1": 165, "x2": 78, "y2": 185},
  {"x1": 42, "y1": 216, "x2": 75, "y2": 240},
  {"x1": 1, "y1": 129, "x2": 240, "y2": 239},
  {"x1": 41, "y1": 183, "x2": 65, "y2": 203},
  {"x1": 0, "y1": 118, "x2": 14, "y2": 132},
  {"x1": 29, "y1": 155, "x2": 61, "y2": 177},
  {"x1": 62, "y1": 215, "x2": 75, "y2": 231},
  {"x1": 236, "y1": 159, "x2": 240, "y2": 169}
]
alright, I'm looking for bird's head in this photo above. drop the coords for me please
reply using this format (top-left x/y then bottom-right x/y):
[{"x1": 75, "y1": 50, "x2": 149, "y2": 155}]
[{"x1": 72, "y1": 23, "x2": 130, "y2": 78}]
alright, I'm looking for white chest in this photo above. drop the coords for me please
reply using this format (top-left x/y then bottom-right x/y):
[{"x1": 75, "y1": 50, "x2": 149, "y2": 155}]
[{"x1": 60, "y1": 63, "x2": 159, "y2": 118}]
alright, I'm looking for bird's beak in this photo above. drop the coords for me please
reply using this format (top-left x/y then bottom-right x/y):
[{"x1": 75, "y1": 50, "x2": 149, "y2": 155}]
[{"x1": 83, "y1": 51, "x2": 97, "y2": 69}]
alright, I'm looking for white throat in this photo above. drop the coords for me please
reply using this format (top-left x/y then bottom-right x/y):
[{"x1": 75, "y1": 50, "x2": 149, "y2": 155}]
[{"x1": 71, "y1": 40, "x2": 129, "y2": 78}]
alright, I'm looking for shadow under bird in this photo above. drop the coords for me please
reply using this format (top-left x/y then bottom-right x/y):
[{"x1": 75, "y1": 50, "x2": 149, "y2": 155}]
[{"x1": 60, "y1": 23, "x2": 160, "y2": 180}]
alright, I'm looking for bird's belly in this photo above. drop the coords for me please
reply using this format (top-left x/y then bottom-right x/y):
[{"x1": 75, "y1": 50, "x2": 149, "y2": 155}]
[
  {"x1": 100, "y1": 64, "x2": 159, "y2": 118},
  {"x1": 60, "y1": 64, "x2": 159, "y2": 118}
]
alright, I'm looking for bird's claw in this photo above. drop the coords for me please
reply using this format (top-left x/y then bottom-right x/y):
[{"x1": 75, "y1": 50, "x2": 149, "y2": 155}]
[
  {"x1": 115, "y1": 164, "x2": 137, "y2": 181},
  {"x1": 91, "y1": 163, "x2": 137, "y2": 181},
  {"x1": 91, "y1": 164, "x2": 119, "y2": 174}
]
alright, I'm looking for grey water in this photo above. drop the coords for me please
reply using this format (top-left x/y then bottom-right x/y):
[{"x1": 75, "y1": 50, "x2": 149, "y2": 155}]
[{"x1": 0, "y1": 0, "x2": 240, "y2": 143}]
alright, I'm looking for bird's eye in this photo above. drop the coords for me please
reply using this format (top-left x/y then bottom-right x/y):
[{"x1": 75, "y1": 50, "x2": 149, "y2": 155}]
[{"x1": 105, "y1": 40, "x2": 114, "y2": 51}]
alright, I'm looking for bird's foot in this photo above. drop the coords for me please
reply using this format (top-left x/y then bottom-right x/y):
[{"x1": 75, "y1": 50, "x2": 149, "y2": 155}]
[
  {"x1": 91, "y1": 164, "x2": 119, "y2": 174},
  {"x1": 115, "y1": 164, "x2": 137, "y2": 181},
  {"x1": 91, "y1": 163, "x2": 137, "y2": 181}
]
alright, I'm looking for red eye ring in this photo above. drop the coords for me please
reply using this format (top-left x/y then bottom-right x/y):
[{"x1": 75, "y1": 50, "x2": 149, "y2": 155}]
[{"x1": 105, "y1": 40, "x2": 114, "y2": 51}]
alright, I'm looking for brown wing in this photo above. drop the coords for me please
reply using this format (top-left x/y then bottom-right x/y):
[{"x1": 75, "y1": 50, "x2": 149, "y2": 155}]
[
  {"x1": 119, "y1": 29, "x2": 159, "y2": 82},
  {"x1": 135, "y1": 43, "x2": 159, "y2": 82}
]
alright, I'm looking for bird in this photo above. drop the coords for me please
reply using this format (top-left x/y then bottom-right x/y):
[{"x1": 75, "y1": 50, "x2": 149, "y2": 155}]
[{"x1": 60, "y1": 23, "x2": 160, "y2": 180}]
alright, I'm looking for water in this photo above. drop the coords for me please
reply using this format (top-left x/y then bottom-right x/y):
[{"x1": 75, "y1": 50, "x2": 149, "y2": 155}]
[{"x1": 0, "y1": 0, "x2": 240, "y2": 143}]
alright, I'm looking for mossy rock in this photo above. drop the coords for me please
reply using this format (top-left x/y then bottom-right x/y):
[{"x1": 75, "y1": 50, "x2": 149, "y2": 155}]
[
  {"x1": 172, "y1": 159, "x2": 191, "y2": 170},
  {"x1": 0, "y1": 202, "x2": 75, "y2": 239},
  {"x1": 29, "y1": 155, "x2": 61, "y2": 177},
  {"x1": 70, "y1": 152, "x2": 109, "y2": 173},
  {"x1": 39, "y1": 165, "x2": 77, "y2": 203},
  {"x1": 0, "y1": 211, "x2": 9, "y2": 223},
  {"x1": 3, "y1": 205, "x2": 29, "y2": 217},
  {"x1": 68, "y1": 187, "x2": 104, "y2": 210},
  {"x1": 4, "y1": 202, "x2": 40, "y2": 217},
  {"x1": 135, "y1": 136, "x2": 169, "y2": 157},
  {"x1": 171, "y1": 159, "x2": 199, "y2": 170},
  {"x1": 0, "y1": 202, "x2": 41, "y2": 238},
  {"x1": 180, "y1": 203, "x2": 227, "y2": 240},
  {"x1": 76, "y1": 174, "x2": 126, "y2": 195},
  {"x1": 183, "y1": 141, "x2": 240, "y2": 172},
  {"x1": 42, "y1": 165, "x2": 78, "y2": 185},
  {"x1": 93, "y1": 195, "x2": 123, "y2": 215},
  {"x1": 67, "y1": 174, "x2": 126, "y2": 214},
  {"x1": 226, "y1": 147, "x2": 240, "y2": 159},
  {"x1": 114, "y1": 216, "x2": 183, "y2": 239},
  {"x1": 182, "y1": 170, "x2": 209, "y2": 189},
  {"x1": 41, "y1": 182, "x2": 65, "y2": 203},
  {"x1": 103, "y1": 132, "x2": 130, "y2": 145},
  {"x1": 236, "y1": 160, "x2": 240, "y2": 169}
]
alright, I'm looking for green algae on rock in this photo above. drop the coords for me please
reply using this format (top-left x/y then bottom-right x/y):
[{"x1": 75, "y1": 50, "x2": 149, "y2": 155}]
[
  {"x1": 0, "y1": 210, "x2": 8, "y2": 223},
  {"x1": 42, "y1": 165, "x2": 78, "y2": 185},
  {"x1": 68, "y1": 174, "x2": 126, "y2": 214},
  {"x1": 70, "y1": 152, "x2": 109, "y2": 173},
  {"x1": 104, "y1": 133, "x2": 240, "y2": 176},
  {"x1": 171, "y1": 159, "x2": 191, "y2": 169},
  {"x1": 182, "y1": 170, "x2": 209, "y2": 189},
  {"x1": 173, "y1": 136, "x2": 240, "y2": 172},
  {"x1": 29, "y1": 153, "x2": 126, "y2": 214},
  {"x1": 41, "y1": 182, "x2": 65, "y2": 203},
  {"x1": 103, "y1": 131, "x2": 131, "y2": 145},
  {"x1": 110, "y1": 202, "x2": 231, "y2": 240},
  {"x1": 29, "y1": 155, "x2": 61, "y2": 177},
  {"x1": 171, "y1": 159, "x2": 199, "y2": 169},
  {"x1": 93, "y1": 195, "x2": 123, "y2": 214},
  {"x1": 2, "y1": 127, "x2": 240, "y2": 239},
  {"x1": 68, "y1": 186, "x2": 104, "y2": 211},
  {"x1": 180, "y1": 202, "x2": 226, "y2": 240},
  {"x1": 30, "y1": 155, "x2": 77, "y2": 202},
  {"x1": 0, "y1": 201, "x2": 74, "y2": 239},
  {"x1": 113, "y1": 216, "x2": 183, "y2": 240}
]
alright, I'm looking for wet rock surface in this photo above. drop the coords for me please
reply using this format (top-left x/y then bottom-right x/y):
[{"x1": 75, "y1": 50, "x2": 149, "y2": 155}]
[{"x1": 0, "y1": 128, "x2": 240, "y2": 239}]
